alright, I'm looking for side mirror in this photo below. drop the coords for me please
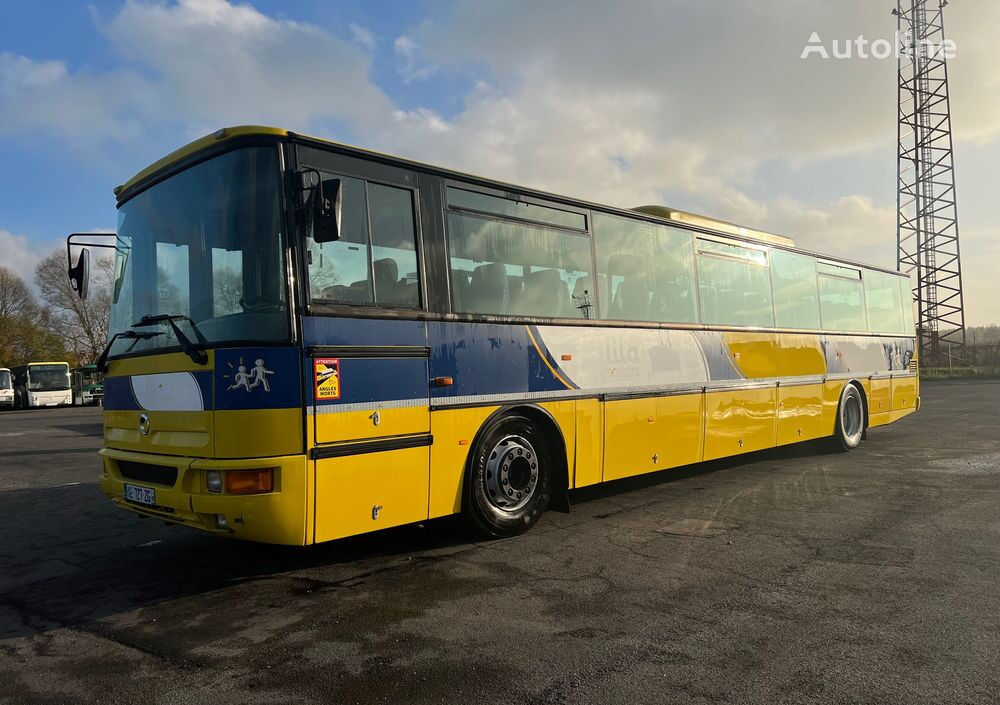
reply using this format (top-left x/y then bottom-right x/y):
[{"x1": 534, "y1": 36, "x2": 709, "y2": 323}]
[
  {"x1": 299, "y1": 170, "x2": 342, "y2": 243},
  {"x1": 68, "y1": 247, "x2": 91, "y2": 300}
]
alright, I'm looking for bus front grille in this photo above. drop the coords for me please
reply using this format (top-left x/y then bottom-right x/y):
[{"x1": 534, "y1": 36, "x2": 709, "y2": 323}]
[{"x1": 118, "y1": 460, "x2": 178, "y2": 487}]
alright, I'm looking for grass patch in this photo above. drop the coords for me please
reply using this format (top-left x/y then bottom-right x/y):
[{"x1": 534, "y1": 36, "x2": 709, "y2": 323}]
[{"x1": 921, "y1": 366, "x2": 1000, "y2": 381}]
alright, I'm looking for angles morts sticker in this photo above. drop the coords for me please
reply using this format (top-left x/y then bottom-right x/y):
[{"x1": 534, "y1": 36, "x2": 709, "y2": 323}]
[{"x1": 314, "y1": 358, "x2": 341, "y2": 401}]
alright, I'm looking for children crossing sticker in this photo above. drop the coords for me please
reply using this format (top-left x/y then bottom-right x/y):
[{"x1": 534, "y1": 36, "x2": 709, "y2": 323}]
[{"x1": 314, "y1": 358, "x2": 341, "y2": 400}]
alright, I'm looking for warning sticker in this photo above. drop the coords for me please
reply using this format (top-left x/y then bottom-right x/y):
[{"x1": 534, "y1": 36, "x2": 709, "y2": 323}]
[{"x1": 314, "y1": 358, "x2": 341, "y2": 400}]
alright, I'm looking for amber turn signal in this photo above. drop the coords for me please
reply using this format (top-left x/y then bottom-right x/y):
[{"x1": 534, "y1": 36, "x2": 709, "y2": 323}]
[{"x1": 225, "y1": 468, "x2": 274, "y2": 495}]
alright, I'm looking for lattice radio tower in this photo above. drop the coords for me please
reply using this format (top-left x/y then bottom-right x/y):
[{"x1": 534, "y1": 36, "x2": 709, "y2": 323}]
[{"x1": 895, "y1": 0, "x2": 966, "y2": 365}]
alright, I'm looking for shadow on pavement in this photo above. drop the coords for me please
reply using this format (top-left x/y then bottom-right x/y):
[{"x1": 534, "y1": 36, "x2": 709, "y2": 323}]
[{"x1": 0, "y1": 437, "x2": 836, "y2": 642}]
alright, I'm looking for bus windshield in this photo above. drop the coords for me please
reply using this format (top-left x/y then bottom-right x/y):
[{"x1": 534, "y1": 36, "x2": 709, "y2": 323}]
[
  {"x1": 0, "y1": 370, "x2": 10, "y2": 390},
  {"x1": 28, "y1": 364, "x2": 70, "y2": 391},
  {"x1": 108, "y1": 147, "x2": 290, "y2": 359}
]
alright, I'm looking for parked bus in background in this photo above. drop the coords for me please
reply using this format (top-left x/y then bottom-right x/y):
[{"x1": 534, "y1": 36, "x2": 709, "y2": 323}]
[
  {"x1": 11, "y1": 362, "x2": 72, "y2": 409},
  {"x1": 67, "y1": 126, "x2": 918, "y2": 546},
  {"x1": 72, "y1": 364, "x2": 104, "y2": 406},
  {"x1": 0, "y1": 368, "x2": 12, "y2": 408}
]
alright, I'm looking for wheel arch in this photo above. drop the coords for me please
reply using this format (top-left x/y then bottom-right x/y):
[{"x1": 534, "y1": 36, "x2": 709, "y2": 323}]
[
  {"x1": 464, "y1": 403, "x2": 571, "y2": 513},
  {"x1": 847, "y1": 379, "x2": 870, "y2": 434}
]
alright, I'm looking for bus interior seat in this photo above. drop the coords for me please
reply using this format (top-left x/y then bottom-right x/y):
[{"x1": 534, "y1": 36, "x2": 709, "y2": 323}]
[
  {"x1": 614, "y1": 278, "x2": 651, "y2": 321},
  {"x1": 507, "y1": 275, "x2": 525, "y2": 312},
  {"x1": 520, "y1": 268, "x2": 569, "y2": 317},
  {"x1": 469, "y1": 262, "x2": 510, "y2": 313},
  {"x1": 373, "y1": 258, "x2": 400, "y2": 303}
]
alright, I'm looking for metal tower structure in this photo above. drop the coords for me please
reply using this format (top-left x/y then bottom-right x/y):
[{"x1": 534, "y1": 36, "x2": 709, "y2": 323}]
[{"x1": 896, "y1": 0, "x2": 966, "y2": 366}]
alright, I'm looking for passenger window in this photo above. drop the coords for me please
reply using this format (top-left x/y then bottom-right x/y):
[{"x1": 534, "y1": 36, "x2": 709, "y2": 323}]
[
  {"x1": 697, "y1": 239, "x2": 774, "y2": 328},
  {"x1": 593, "y1": 213, "x2": 697, "y2": 323},
  {"x1": 369, "y1": 183, "x2": 420, "y2": 308},
  {"x1": 899, "y1": 276, "x2": 915, "y2": 333},
  {"x1": 818, "y1": 263, "x2": 867, "y2": 332},
  {"x1": 307, "y1": 177, "x2": 420, "y2": 308},
  {"x1": 864, "y1": 269, "x2": 904, "y2": 334},
  {"x1": 447, "y1": 212, "x2": 594, "y2": 318},
  {"x1": 770, "y1": 249, "x2": 821, "y2": 329}
]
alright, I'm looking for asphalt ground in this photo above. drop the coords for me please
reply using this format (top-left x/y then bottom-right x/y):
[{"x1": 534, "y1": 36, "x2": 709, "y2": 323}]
[{"x1": 0, "y1": 381, "x2": 998, "y2": 705}]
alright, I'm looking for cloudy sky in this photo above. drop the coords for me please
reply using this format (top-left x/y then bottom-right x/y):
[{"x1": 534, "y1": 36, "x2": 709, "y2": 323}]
[{"x1": 1, "y1": 0, "x2": 997, "y2": 324}]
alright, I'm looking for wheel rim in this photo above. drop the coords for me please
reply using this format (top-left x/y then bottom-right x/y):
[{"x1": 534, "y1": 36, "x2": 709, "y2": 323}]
[
  {"x1": 484, "y1": 434, "x2": 539, "y2": 512},
  {"x1": 842, "y1": 392, "x2": 863, "y2": 441}
]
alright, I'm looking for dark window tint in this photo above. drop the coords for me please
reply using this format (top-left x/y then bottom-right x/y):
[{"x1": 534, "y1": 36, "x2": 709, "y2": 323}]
[
  {"x1": 447, "y1": 187, "x2": 586, "y2": 230},
  {"x1": 369, "y1": 183, "x2": 419, "y2": 307},
  {"x1": 307, "y1": 175, "x2": 373, "y2": 304},
  {"x1": 308, "y1": 178, "x2": 420, "y2": 308},
  {"x1": 593, "y1": 213, "x2": 697, "y2": 323},
  {"x1": 448, "y1": 213, "x2": 594, "y2": 318}
]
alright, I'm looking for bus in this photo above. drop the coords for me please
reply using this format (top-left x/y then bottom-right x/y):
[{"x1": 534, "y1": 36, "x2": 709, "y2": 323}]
[
  {"x1": 0, "y1": 368, "x2": 12, "y2": 408},
  {"x1": 68, "y1": 126, "x2": 918, "y2": 546},
  {"x1": 72, "y1": 364, "x2": 104, "y2": 406},
  {"x1": 11, "y1": 362, "x2": 72, "y2": 409}
]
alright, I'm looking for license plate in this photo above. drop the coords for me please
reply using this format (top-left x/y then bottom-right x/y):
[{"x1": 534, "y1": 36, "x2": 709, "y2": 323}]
[{"x1": 124, "y1": 483, "x2": 156, "y2": 506}]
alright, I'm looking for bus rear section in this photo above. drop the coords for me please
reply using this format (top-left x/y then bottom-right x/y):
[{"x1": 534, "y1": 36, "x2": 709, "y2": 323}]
[
  {"x1": 0, "y1": 368, "x2": 12, "y2": 408},
  {"x1": 12, "y1": 362, "x2": 72, "y2": 408}
]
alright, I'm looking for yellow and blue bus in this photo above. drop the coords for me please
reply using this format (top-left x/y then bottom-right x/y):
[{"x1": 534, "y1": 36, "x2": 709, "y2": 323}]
[{"x1": 70, "y1": 126, "x2": 918, "y2": 545}]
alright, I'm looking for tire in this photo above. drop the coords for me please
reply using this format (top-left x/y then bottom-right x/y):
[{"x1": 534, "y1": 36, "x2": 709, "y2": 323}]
[
  {"x1": 464, "y1": 413, "x2": 553, "y2": 538},
  {"x1": 832, "y1": 384, "x2": 865, "y2": 452}
]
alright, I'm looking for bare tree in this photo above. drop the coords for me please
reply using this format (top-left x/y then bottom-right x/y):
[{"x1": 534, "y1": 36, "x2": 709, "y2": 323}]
[
  {"x1": 34, "y1": 251, "x2": 113, "y2": 364},
  {"x1": 0, "y1": 266, "x2": 36, "y2": 319}
]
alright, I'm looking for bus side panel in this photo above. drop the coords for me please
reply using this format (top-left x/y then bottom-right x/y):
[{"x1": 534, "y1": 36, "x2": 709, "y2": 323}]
[
  {"x1": 535, "y1": 400, "x2": 577, "y2": 490},
  {"x1": 604, "y1": 393, "x2": 703, "y2": 481},
  {"x1": 428, "y1": 405, "x2": 500, "y2": 519},
  {"x1": 821, "y1": 381, "x2": 845, "y2": 435},
  {"x1": 891, "y1": 375, "x2": 918, "y2": 412},
  {"x1": 868, "y1": 378, "x2": 892, "y2": 427},
  {"x1": 776, "y1": 384, "x2": 826, "y2": 445},
  {"x1": 703, "y1": 388, "x2": 777, "y2": 461},
  {"x1": 573, "y1": 398, "x2": 603, "y2": 488},
  {"x1": 314, "y1": 446, "x2": 429, "y2": 543}
]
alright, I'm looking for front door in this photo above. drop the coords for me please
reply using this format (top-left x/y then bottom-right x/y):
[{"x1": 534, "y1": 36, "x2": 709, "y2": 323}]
[{"x1": 296, "y1": 146, "x2": 432, "y2": 542}]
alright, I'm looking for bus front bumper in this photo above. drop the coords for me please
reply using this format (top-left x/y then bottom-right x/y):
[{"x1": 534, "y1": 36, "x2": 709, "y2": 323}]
[{"x1": 99, "y1": 448, "x2": 310, "y2": 545}]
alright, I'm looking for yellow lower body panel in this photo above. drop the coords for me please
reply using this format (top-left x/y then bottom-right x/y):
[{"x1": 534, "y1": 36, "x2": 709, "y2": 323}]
[
  {"x1": 704, "y1": 387, "x2": 777, "y2": 460},
  {"x1": 428, "y1": 405, "x2": 500, "y2": 519},
  {"x1": 314, "y1": 445, "x2": 429, "y2": 543},
  {"x1": 776, "y1": 384, "x2": 826, "y2": 445},
  {"x1": 604, "y1": 394, "x2": 703, "y2": 481}
]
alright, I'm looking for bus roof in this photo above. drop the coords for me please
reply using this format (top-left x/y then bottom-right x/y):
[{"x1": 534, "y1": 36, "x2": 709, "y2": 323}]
[{"x1": 117, "y1": 125, "x2": 902, "y2": 277}]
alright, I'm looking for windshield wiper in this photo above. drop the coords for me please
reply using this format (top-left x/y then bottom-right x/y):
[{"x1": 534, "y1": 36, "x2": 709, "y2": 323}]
[
  {"x1": 134, "y1": 314, "x2": 209, "y2": 365},
  {"x1": 95, "y1": 330, "x2": 163, "y2": 373}
]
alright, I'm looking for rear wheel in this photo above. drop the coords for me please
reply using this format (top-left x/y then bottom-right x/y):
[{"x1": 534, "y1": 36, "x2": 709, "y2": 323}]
[
  {"x1": 464, "y1": 413, "x2": 553, "y2": 538},
  {"x1": 833, "y1": 384, "x2": 865, "y2": 452}
]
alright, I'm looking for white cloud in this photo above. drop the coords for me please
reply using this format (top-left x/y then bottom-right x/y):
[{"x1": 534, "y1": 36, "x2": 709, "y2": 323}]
[
  {"x1": 348, "y1": 22, "x2": 376, "y2": 52},
  {"x1": 393, "y1": 35, "x2": 436, "y2": 83},
  {"x1": 0, "y1": 229, "x2": 48, "y2": 284}
]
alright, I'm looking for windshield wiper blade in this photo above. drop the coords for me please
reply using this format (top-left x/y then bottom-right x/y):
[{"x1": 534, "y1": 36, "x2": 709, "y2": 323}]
[
  {"x1": 135, "y1": 313, "x2": 209, "y2": 345},
  {"x1": 134, "y1": 314, "x2": 208, "y2": 365},
  {"x1": 95, "y1": 330, "x2": 162, "y2": 373}
]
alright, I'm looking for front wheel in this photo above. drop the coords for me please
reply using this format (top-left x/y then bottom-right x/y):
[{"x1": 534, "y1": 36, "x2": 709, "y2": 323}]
[
  {"x1": 832, "y1": 384, "x2": 865, "y2": 452},
  {"x1": 464, "y1": 413, "x2": 553, "y2": 538}
]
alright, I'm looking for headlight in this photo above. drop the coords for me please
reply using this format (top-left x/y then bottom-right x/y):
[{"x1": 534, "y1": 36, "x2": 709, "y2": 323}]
[{"x1": 206, "y1": 470, "x2": 222, "y2": 493}]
